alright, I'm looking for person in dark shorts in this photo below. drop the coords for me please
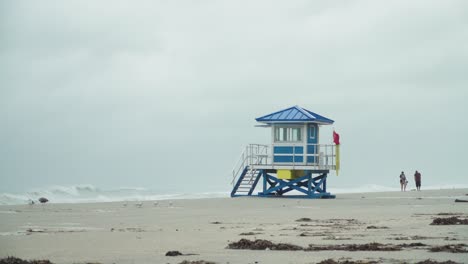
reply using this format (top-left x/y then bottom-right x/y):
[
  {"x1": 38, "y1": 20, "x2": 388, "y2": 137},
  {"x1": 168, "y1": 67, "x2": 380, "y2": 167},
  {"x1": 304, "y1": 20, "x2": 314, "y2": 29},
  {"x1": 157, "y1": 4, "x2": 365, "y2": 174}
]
[{"x1": 414, "y1": 170, "x2": 422, "y2": 191}]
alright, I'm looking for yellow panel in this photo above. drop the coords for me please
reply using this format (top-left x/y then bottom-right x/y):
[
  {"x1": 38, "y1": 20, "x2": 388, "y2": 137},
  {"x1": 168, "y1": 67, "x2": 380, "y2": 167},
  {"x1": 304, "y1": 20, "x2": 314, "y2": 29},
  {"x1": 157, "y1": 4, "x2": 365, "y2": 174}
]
[
  {"x1": 277, "y1": 170, "x2": 293, "y2": 179},
  {"x1": 277, "y1": 170, "x2": 305, "y2": 179}
]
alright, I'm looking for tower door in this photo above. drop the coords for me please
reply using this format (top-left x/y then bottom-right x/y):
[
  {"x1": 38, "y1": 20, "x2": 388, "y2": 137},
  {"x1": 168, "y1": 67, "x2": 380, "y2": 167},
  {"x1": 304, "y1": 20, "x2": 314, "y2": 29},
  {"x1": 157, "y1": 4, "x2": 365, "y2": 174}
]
[{"x1": 307, "y1": 124, "x2": 318, "y2": 163}]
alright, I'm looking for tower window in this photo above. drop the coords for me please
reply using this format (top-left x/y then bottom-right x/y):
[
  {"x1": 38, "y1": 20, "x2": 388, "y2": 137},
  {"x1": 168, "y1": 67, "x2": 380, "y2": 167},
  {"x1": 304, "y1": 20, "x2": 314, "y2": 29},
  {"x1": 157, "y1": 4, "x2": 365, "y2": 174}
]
[{"x1": 274, "y1": 126, "x2": 302, "y2": 142}]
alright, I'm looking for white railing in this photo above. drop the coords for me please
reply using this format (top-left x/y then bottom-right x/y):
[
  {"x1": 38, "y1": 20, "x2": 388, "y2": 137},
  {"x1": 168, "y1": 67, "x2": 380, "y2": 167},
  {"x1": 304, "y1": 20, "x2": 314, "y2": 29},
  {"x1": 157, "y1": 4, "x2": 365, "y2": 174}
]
[
  {"x1": 231, "y1": 143, "x2": 338, "y2": 185},
  {"x1": 231, "y1": 144, "x2": 269, "y2": 185}
]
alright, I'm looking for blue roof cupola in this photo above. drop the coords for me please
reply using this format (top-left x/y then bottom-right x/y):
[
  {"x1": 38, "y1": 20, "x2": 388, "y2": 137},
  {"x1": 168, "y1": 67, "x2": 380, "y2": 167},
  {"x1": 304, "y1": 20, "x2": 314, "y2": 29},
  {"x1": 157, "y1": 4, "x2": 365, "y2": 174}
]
[{"x1": 255, "y1": 105, "x2": 334, "y2": 125}]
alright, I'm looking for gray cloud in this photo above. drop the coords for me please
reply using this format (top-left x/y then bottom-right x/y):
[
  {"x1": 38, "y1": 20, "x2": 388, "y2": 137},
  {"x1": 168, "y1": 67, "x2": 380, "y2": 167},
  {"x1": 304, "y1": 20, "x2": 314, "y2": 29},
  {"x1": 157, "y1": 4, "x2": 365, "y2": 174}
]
[{"x1": 1, "y1": 0, "x2": 468, "y2": 192}]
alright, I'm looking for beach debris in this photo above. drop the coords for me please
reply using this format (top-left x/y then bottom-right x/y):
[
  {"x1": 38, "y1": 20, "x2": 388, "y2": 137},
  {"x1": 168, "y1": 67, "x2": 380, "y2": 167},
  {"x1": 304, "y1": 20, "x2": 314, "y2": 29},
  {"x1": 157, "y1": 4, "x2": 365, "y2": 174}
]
[
  {"x1": 38, "y1": 197, "x2": 48, "y2": 204},
  {"x1": 398, "y1": 242, "x2": 427, "y2": 247},
  {"x1": 110, "y1": 227, "x2": 144, "y2": 232},
  {"x1": 165, "y1": 251, "x2": 184, "y2": 256},
  {"x1": 27, "y1": 199, "x2": 35, "y2": 205},
  {"x1": 135, "y1": 202, "x2": 143, "y2": 207},
  {"x1": 306, "y1": 243, "x2": 402, "y2": 251},
  {"x1": 210, "y1": 221, "x2": 222, "y2": 224},
  {"x1": 0, "y1": 256, "x2": 53, "y2": 264},
  {"x1": 298, "y1": 232, "x2": 314, "y2": 237},
  {"x1": 428, "y1": 244, "x2": 468, "y2": 253},
  {"x1": 165, "y1": 251, "x2": 199, "y2": 257},
  {"x1": 239, "y1": 232, "x2": 262, "y2": 236},
  {"x1": 454, "y1": 199, "x2": 468, "y2": 203},
  {"x1": 295, "y1": 217, "x2": 312, "y2": 222},
  {"x1": 178, "y1": 261, "x2": 217, "y2": 264},
  {"x1": 153, "y1": 201, "x2": 159, "y2": 206},
  {"x1": 227, "y1": 239, "x2": 303, "y2": 251},
  {"x1": 26, "y1": 228, "x2": 45, "y2": 234},
  {"x1": 323, "y1": 235, "x2": 352, "y2": 240},
  {"x1": 366, "y1": 225, "x2": 389, "y2": 229},
  {"x1": 228, "y1": 239, "x2": 467, "y2": 254},
  {"x1": 317, "y1": 259, "x2": 378, "y2": 264},
  {"x1": 415, "y1": 260, "x2": 460, "y2": 264},
  {"x1": 393, "y1": 235, "x2": 431, "y2": 240},
  {"x1": 430, "y1": 217, "x2": 468, "y2": 225}
]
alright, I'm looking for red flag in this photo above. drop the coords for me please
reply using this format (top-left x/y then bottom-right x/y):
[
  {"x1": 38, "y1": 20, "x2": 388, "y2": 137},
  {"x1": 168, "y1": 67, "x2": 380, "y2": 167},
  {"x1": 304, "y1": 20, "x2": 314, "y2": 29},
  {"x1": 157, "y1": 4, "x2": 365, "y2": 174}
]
[{"x1": 333, "y1": 130, "x2": 340, "y2": 145}]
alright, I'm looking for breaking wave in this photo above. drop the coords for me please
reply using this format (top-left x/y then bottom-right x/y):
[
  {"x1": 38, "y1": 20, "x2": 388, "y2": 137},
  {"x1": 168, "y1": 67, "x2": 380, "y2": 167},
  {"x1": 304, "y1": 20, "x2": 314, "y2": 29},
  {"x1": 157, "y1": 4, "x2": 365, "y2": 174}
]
[
  {"x1": 1, "y1": 183, "x2": 467, "y2": 205},
  {"x1": 0, "y1": 185, "x2": 228, "y2": 205}
]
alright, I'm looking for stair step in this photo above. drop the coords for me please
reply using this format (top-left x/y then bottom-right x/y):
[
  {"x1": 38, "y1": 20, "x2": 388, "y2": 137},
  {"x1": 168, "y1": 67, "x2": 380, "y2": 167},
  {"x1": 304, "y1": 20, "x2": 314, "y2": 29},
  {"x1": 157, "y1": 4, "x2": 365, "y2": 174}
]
[{"x1": 232, "y1": 166, "x2": 261, "y2": 196}]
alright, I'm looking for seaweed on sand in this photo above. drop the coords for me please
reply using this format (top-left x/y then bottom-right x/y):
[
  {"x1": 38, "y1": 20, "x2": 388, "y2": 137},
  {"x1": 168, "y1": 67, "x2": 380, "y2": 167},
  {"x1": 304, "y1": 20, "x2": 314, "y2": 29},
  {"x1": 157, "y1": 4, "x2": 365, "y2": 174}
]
[
  {"x1": 306, "y1": 242, "x2": 401, "y2": 251},
  {"x1": 430, "y1": 217, "x2": 468, "y2": 225},
  {"x1": 317, "y1": 259, "x2": 378, "y2": 264},
  {"x1": 428, "y1": 244, "x2": 468, "y2": 253},
  {"x1": 0, "y1": 257, "x2": 53, "y2": 264},
  {"x1": 178, "y1": 261, "x2": 217, "y2": 264},
  {"x1": 227, "y1": 239, "x2": 303, "y2": 250},
  {"x1": 415, "y1": 260, "x2": 460, "y2": 264}
]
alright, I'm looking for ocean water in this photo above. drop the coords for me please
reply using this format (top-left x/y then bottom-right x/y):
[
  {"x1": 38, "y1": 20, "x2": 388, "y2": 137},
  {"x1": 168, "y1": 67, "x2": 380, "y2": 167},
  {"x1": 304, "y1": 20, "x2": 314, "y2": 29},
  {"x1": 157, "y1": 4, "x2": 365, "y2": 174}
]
[
  {"x1": 1, "y1": 184, "x2": 467, "y2": 205},
  {"x1": 0, "y1": 185, "x2": 229, "y2": 205}
]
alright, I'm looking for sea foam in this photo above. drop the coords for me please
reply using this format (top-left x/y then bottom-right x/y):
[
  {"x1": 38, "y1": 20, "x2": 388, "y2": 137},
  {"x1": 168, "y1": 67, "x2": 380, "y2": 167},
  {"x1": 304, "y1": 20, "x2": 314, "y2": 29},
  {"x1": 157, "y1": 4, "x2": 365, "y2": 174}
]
[
  {"x1": 1, "y1": 183, "x2": 467, "y2": 205},
  {"x1": 0, "y1": 185, "x2": 228, "y2": 205}
]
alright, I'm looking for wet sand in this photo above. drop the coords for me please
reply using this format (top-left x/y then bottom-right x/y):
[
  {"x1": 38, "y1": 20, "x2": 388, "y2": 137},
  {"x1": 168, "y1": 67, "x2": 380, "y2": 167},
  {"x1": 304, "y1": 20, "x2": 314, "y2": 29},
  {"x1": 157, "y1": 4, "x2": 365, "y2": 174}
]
[{"x1": 0, "y1": 189, "x2": 467, "y2": 264}]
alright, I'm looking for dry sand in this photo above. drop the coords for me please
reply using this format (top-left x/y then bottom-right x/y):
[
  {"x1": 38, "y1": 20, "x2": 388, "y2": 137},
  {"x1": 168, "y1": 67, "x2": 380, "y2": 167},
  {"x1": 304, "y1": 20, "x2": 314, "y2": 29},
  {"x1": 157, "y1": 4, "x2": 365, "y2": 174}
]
[{"x1": 0, "y1": 188, "x2": 467, "y2": 264}]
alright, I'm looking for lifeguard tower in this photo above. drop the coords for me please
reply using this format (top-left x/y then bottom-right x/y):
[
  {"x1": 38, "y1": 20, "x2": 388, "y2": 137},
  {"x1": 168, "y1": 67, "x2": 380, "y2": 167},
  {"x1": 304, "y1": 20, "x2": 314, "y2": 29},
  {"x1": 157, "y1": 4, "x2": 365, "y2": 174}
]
[{"x1": 231, "y1": 105, "x2": 339, "y2": 199}]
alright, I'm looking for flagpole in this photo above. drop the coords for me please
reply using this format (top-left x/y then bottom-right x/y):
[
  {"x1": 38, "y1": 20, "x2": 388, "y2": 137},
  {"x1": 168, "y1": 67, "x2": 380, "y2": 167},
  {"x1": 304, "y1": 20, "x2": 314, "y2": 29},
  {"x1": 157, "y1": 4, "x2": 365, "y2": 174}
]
[
  {"x1": 333, "y1": 130, "x2": 340, "y2": 176},
  {"x1": 336, "y1": 144, "x2": 340, "y2": 176}
]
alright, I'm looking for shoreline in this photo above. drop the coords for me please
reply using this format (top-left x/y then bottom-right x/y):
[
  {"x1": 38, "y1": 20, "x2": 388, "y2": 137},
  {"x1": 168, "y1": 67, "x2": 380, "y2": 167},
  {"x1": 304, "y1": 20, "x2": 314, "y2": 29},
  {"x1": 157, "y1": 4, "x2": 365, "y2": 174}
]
[
  {"x1": 0, "y1": 188, "x2": 467, "y2": 263},
  {"x1": 2, "y1": 186, "x2": 468, "y2": 207}
]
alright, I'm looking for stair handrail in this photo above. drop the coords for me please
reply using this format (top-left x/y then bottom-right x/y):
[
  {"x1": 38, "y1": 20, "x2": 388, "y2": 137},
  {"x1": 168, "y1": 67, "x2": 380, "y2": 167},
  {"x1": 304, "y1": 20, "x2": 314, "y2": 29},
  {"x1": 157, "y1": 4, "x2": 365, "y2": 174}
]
[
  {"x1": 231, "y1": 143, "x2": 269, "y2": 185},
  {"x1": 231, "y1": 145, "x2": 249, "y2": 185}
]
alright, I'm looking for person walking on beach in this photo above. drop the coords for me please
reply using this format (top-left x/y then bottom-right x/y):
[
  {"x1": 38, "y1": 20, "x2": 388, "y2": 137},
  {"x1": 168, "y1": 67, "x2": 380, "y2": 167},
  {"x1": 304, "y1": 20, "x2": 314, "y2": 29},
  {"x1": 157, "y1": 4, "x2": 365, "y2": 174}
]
[
  {"x1": 414, "y1": 170, "x2": 422, "y2": 191},
  {"x1": 399, "y1": 171, "x2": 407, "y2": 191}
]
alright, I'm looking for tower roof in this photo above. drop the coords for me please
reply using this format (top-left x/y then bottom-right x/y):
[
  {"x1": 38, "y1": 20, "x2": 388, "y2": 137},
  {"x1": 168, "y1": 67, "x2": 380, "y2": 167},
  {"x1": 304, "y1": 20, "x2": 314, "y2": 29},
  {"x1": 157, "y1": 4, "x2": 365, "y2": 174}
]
[{"x1": 255, "y1": 105, "x2": 334, "y2": 125}]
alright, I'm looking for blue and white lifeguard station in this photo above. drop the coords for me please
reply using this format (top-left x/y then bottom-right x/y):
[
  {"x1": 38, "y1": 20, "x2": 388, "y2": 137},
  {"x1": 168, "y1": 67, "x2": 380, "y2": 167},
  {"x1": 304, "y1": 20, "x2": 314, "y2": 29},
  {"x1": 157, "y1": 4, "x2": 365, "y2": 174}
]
[{"x1": 231, "y1": 105, "x2": 339, "y2": 199}]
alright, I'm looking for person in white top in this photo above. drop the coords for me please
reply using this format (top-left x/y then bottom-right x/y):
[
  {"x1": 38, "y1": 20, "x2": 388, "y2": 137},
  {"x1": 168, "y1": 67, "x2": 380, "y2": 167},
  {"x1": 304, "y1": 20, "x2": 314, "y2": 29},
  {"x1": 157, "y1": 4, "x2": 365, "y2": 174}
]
[{"x1": 399, "y1": 171, "x2": 407, "y2": 192}]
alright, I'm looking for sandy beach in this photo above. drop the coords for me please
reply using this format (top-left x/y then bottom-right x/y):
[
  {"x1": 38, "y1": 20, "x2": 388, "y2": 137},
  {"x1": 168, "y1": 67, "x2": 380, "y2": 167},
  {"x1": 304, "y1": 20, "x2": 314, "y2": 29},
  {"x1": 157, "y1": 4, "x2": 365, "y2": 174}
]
[{"x1": 1, "y1": 188, "x2": 467, "y2": 264}]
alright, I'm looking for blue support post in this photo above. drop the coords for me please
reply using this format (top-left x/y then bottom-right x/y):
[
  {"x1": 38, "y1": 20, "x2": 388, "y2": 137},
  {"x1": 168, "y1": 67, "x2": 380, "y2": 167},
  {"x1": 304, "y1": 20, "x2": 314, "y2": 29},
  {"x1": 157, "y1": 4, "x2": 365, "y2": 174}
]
[
  {"x1": 256, "y1": 170, "x2": 335, "y2": 199},
  {"x1": 248, "y1": 170, "x2": 263, "y2": 195}
]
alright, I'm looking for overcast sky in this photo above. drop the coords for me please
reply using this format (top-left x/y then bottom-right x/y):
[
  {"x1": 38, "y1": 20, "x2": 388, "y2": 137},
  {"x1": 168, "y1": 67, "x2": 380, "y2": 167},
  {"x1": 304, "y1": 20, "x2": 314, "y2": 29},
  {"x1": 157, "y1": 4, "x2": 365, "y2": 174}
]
[{"x1": 1, "y1": 1, "x2": 468, "y2": 193}]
